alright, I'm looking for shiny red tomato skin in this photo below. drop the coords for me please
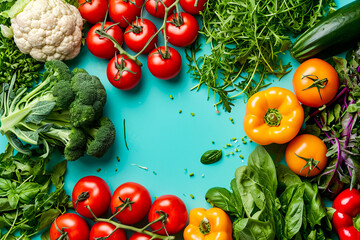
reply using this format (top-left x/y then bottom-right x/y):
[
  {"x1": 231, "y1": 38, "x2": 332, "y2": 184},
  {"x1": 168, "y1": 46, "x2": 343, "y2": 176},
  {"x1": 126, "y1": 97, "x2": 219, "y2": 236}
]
[
  {"x1": 129, "y1": 233, "x2": 153, "y2": 240},
  {"x1": 109, "y1": 0, "x2": 144, "y2": 28},
  {"x1": 165, "y1": 12, "x2": 199, "y2": 47},
  {"x1": 145, "y1": 0, "x2": 176, "y2": 18},
  {"x1": 87, "y1": 22, "x2": 123, "y2": 59},
  {"x1": 148, "y1": 195, "x2": 188, "y2": 235},
  {"x1": 72, "y1": 176, "x2": 111, "y2": 218},
  {"x1": 89, "y1": 222, "x2": 127, "y2": 240},
  {"x1": 78, "y1": 0, "x2": 108, "y2": 24},
  {"x1": 110, "y1": 182, "x2": 152, "y2": 225},
  {"x1": 147, "y1": 46, "x2": 182, "y2": 80},
  {"x1": 107, "y1": 55, "x2": 142, "y2": 90},
  {"x1": 180, "y1": 0, "x2": 207, "y2": 14},
  {"x1": 124, "y1": 19, "x2": 158, "y2": 54},
  {"x1": 50, "y1": 213, "x2": 89, "y2": 240}
]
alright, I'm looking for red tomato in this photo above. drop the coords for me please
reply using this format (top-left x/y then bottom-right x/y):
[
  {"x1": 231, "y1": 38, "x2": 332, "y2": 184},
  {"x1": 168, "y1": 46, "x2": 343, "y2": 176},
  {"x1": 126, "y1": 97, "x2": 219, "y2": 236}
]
[
  {"x1": 145, "y1": 0, "x2": 176, "y2": 18},
  {"x1": 89, "y1": 222, "x2": 126, "y2": 240},
  {"x1": 110, "y1": 182, "x2": 152, "y2": 225},
  {"x1": 107, "y1": 55, "x2": 142, "y2": 90},
  {"x1": 180, "y1": 0, "x2": 207, "y2": 15},
  {"x1": 147, "y1": 46, "x2": 182, "y2": 80},
  {"x1": 124, "y1": 19, "x2": 158, "y2": 54},
  {"x1": 50, "y1": 213, "x2": 89, "y2": 240},
  {"x1": 148, "y1": 195, "x2": 188, "y2": 235},
  {"x1": 129, "y1": 233, "x2": 153, "y2": 240},
  {"x1": 165, "y1": 12, "x2": 199, "y2": 47},
  {"x1": 78, "y1": 0, "x2": 108, "y2": 24},
  {"x1": 87, "y1": 22, "x2": 123, "y2": 59},
  {"x1": 109, "y1": 0, "x2": 144, "y2": 28},
  {"x1": 72, "y1": 176, "x2": 111, "y2": 218}
]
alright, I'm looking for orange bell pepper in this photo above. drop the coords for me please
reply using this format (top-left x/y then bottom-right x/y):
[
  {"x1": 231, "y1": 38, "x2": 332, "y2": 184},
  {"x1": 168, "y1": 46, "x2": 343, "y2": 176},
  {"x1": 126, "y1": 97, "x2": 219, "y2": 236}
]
[
  {"x1": 183, "y1": 208, "x2": 233, "y2": 240},
  {"x1": 243, "y1": 87, "x2": 304, "y2": 145}
]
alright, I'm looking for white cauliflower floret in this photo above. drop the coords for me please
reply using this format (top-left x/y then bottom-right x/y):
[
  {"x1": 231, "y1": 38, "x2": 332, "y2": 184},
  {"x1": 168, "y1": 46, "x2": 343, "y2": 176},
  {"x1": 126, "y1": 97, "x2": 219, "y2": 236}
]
[{"x1": 11, "y1": 0, "x2": 83, "y2": 62}]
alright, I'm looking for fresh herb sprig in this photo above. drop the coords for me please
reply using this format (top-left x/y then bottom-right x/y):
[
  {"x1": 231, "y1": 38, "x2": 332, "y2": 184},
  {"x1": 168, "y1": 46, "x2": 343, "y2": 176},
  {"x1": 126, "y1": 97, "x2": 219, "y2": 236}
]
[
  {"x1": 187, "y1": 0, "x2": 336, "y2": 112},
  {"x1": 0, "y1": 146, "x2": 70, "y2": 239}
]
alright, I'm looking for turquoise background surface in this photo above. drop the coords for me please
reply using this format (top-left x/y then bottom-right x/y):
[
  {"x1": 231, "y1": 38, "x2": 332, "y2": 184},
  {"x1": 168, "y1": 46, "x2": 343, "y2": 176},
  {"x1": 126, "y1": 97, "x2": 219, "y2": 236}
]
[{"x1": 0, "y1": 0, "x2": 354, "y2": 238}]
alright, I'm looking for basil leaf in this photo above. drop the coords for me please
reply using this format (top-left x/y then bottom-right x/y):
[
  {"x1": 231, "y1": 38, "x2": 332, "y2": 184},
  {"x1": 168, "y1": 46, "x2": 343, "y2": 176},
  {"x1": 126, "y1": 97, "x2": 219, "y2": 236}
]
[
  {"x1": 205, "y1": 187, "x2": 238, "y2": 216},
  {"x1": 0, "y1": 178, "x2": 12, "y2": 196},
  {"x1": 200, "y1": 149, "x2": 222, "y2": 164},
  {"x1": 41, "y1": 230, "x2": 51, "y2": 240},
  {"x1": 0, "y1": 197, "x2": 12, "y2": 211},
  {"x1": 17, "y1": 182, "x2": 41, "y2": 204},
  {"x1": 51, "y1": 160, "x2": 67, "y2": 188},
  {"x1": 38, "y1": 208, "x2": 61, "y2": 231},
  {"x1": 8, "y1": 190, "x2": 19, "y2": 209}
]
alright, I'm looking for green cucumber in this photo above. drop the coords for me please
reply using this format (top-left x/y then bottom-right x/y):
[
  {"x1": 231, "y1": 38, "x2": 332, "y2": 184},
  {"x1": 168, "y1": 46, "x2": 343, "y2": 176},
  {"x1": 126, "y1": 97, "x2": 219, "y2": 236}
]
[{"x1": 291, "y1": 1, "x2": 360, "y2": 62}]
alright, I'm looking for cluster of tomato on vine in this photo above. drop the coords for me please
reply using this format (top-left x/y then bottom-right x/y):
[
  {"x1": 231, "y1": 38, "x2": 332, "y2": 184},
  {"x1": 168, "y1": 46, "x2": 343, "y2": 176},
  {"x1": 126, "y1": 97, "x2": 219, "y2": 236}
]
[{"x1": 78, "y1": 0, "x2": 207, "y2": 90}]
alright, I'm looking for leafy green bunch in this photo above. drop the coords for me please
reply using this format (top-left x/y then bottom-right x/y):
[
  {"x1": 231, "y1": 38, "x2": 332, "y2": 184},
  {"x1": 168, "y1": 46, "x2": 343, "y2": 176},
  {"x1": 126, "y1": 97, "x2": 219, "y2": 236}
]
[
  {"x1": 305, "y1": 44, "x2": 360, "y2": 197},
  {"x1": 187, "y1": 0, "x2": 336, "y2": 112},
  {"x1": 0, "y1": 60, "x2": 116, "y2": 161},
  {"x1": 0, "y1": 148, "x2": 70, "y2": 240},
  {"x1": 206, "y1": 146, "x2": 332, "y2": 239}
]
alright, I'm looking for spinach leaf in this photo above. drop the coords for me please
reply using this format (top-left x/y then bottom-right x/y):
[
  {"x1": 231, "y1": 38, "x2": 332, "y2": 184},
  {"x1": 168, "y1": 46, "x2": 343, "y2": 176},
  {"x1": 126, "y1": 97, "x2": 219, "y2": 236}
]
[
  {"x1": 247, "y1": 146, "x2": 277, "y2": 197},
  {"x1": 235, "y1": 166, "x2": 265, "y2": 218},
  {"x1": 205, "y1": 187, "x2": 239, "y2": 216},
  {"x1": 276, "y1": 164, "x2": 302, "y2": 191},
  {"x1": 233, "y1": 218, "x2": 275, "y2": 240},
  {"x1": 284, "y1": 183, "x2": 305, "y2": 239},
  {"x1": 303, "y1": 182, "x2": 332, "y2": 230},
  {"x1": 231, "y1": 178, "x2": 244, "y2": 218}
]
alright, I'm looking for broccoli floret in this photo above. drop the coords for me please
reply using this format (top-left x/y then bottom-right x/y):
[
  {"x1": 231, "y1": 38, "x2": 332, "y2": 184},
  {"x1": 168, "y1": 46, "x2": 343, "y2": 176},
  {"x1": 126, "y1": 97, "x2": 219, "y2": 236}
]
[
  {"x1": 64, "y1": 128, "x2": 87, "y2": 161},
  {"x1": 68, "y1": 73, "x2": 107, "y2": 127},
  {"x1": 86, "y1": 117, "x2": 115, "y2": 158},
  {"x1": 72, "y1": 68, "x2": 88, "y2": 75},
  {"x1": 70, "y1": 100, "x2": 96, "y2": 127},
  {"x1": 44, "y1": 127, "x2": 87, "y2": 161},
  {"x1": 52, "y1": 80, "x2": 75, "y2": 109},
  {"x1": 44, "y1": 60, "x2": 72, "y2": 81}
]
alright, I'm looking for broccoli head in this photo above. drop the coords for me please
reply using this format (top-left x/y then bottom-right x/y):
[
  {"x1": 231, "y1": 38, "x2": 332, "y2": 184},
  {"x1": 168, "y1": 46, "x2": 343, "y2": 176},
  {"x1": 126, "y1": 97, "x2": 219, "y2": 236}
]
[
  {"x1": 44, "y1": 60, "x2": 72, "y2": 82},
  {"x1": 86, "y1": 117, "x2": 116, "y2": 158},
  {"x1": 64, "y1": 128, "x2": 87, "y2": 161},
  {"x1": 69, "y1": 72, "x2": 107, "y2": 127},
  {"x1": 52, "y1": 80, "x2": 75, "y2": 109}
]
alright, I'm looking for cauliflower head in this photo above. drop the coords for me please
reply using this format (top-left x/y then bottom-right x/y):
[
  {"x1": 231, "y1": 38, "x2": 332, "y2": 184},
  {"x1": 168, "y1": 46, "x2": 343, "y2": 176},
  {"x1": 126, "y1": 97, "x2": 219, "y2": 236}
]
[{"x1": 11, "y1": 0, "x2": 83, "y2": 62}]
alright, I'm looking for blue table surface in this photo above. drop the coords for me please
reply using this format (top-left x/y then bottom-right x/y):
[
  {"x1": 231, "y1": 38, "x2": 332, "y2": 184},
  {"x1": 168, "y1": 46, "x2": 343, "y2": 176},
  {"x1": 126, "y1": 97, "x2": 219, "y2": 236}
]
[{"x1": 0, "y1": 0, "x2": 354, "y2": 239}]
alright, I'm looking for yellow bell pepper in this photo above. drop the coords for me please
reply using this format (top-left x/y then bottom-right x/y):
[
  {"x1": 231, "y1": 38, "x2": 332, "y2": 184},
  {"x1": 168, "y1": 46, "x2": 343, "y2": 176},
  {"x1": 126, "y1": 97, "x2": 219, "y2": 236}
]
[{"x1": 183, "y1": 208, "x2": 233, "y2": 240}]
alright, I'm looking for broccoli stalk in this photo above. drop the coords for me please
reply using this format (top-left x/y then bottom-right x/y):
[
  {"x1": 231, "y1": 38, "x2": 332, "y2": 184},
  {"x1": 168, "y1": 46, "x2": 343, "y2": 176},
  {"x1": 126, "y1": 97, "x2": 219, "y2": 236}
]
[{"x1": 0, "y1": 60, "x2": 115, "y2": 161}]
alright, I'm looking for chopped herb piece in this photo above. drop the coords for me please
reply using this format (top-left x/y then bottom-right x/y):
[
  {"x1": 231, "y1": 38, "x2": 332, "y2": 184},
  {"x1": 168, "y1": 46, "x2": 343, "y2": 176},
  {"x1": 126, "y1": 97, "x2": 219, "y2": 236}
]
[
  {"x1": 226, "y1": 144, "x2": 232, "y2": 147},
  {"x1": 123, "y1": 119, "x2": 129, "y2": 150},
  {"x1": 116, "y1": 156, "x2": 120, "y2": 162},
  {"x1": 170, "y1": 95, "x2": 174, "y2": 99},
  {"x1": 131, "y1": 164, "x2": 148, "y2": 170},
  {"x1": 212, "y1": 141, "x2": 215, "y2": 144},
  {"x1": 179, "y1": 109, "x2": 182, "y2": 113},
  {"x1": 153, "y1": 171, "x2": 157, "y2": 175},
  {"x1": 235, "y1": 148, "x2": 239, "y2": 152},
  {"x1": 239, "y1": 155, "x2": 244, "y2": 159},
  {"x1": 115, "y1": 168, "x2": 118, "y2": 172},
  {"x1": 190, "y1": 194, "x2": 195, "y2": 199},
  {"x1": 189, "y1": 173, "x2": 194, "y2": 177},
  {"x1": 191, "y1": 112, "x2": 195, "y2": 116},
  {"x1": 96, "y1": 168, "x2": 101, "y2": 172},
  {"x1": 232, "y1": 138, "x2": 237, "y2": 141},
  {"x1": 243, "y1": 141, "x2": 247, "y2": 144}
]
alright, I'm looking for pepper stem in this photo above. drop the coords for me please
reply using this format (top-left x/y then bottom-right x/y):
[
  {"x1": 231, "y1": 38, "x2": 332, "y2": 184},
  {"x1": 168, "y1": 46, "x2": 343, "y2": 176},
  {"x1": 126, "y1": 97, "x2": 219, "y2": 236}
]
[
  {"x1": 354, "y1": 213, "x2": 360, "y2": 232},
  {"x1": 199, "y1": 218, "x2": 211, "y2": 235},
  {"x1": 295, "y1": 153, "x2": 321, "y2": 177},
  {"x1": 264, "y1": 108, "x2": 282, "y2": 127}
]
